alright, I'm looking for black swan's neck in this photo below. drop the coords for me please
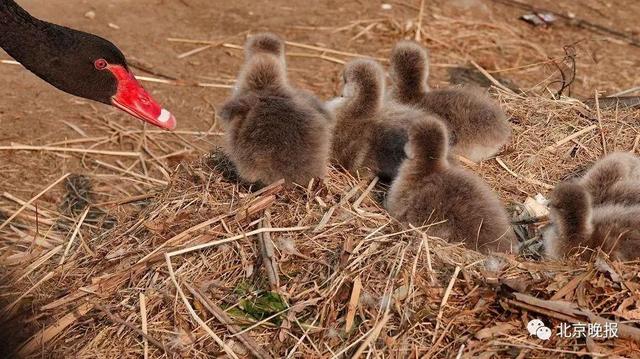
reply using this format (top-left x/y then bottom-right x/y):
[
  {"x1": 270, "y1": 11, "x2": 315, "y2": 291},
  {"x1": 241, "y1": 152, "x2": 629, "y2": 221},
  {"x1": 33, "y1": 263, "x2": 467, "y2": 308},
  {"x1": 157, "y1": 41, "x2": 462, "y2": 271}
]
[
  {"x1": 0, "y1": 1, "x2": 77, "y2": 82},
  {"x1": 0, "y1": 0, "x2": 34, "y2": 29},
  {"x1": 1, "y1": 1, "x2": 47, "y2": 58}
]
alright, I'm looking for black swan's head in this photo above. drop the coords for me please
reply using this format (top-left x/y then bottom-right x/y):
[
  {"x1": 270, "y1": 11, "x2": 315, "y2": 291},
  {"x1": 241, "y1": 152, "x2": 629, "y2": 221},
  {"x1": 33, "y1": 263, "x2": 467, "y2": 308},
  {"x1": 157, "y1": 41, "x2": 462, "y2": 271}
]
[
  {"x1": 0, "y1": 0, "x2": 176, "y2": 129},
  {"x1": 36, "y1": 33, "x2": 175, "y2": 129}
]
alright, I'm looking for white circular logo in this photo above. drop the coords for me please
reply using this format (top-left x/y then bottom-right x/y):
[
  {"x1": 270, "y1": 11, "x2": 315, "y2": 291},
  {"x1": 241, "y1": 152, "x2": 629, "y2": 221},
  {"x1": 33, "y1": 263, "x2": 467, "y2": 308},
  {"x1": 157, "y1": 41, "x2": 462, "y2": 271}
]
[
  {"x1": 527, "y1": 319, "x2": 552, "y2": 340},
  {"x1": 527, "y1": 319, "x2": 545, "y2": 335},
  {"x1": 536, "y1": 326, "x2": 552, "y2": 340}
]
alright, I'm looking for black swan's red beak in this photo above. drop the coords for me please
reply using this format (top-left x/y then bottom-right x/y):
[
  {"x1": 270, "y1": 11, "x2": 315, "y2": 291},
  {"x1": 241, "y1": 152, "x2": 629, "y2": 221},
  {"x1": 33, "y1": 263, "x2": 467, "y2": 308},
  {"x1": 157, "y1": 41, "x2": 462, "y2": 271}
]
[{"x1": 108, "y1": 65, "x2": 176, "y2": 130}]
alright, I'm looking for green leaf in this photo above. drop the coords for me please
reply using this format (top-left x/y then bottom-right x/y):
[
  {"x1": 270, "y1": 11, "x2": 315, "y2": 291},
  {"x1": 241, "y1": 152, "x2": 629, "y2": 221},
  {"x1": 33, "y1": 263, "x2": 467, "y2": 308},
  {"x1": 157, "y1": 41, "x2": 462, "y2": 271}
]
[{"x1": 240, "y1": 291, "x2": 287, "y2": 324}]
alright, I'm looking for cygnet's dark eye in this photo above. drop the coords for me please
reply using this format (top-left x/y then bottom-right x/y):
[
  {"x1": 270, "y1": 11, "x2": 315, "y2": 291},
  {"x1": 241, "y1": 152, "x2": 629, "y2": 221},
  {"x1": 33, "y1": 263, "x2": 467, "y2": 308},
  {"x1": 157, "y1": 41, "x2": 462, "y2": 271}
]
[{"x1": 94, "y1": 59, "x2": 108, "y2": 70}]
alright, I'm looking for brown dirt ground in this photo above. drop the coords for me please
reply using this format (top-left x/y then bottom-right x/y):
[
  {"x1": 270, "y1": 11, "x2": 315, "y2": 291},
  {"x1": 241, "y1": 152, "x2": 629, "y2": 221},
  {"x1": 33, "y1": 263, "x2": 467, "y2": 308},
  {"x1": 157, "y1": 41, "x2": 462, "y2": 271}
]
[
  {"x1": 2, "y1": 0, "x2": 640, "y2": 197},
  {"x1": 2, "y1": 0, "x2": 640, "y2": 356}
]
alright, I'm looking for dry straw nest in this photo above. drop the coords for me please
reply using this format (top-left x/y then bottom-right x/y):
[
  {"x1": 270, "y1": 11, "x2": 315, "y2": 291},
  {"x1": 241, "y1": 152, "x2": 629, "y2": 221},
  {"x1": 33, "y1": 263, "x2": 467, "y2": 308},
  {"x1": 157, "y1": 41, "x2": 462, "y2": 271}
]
[{"x1": 1, "y1": 89, "x2": 640, "y2": 358}]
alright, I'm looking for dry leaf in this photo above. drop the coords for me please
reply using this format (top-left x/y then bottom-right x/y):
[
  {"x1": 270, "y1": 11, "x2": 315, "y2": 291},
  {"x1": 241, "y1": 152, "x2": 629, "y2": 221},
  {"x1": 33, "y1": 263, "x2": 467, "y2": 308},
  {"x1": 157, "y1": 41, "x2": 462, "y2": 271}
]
[{"x1": 475, "y1": 323, "x2": 516, "y2": 339}]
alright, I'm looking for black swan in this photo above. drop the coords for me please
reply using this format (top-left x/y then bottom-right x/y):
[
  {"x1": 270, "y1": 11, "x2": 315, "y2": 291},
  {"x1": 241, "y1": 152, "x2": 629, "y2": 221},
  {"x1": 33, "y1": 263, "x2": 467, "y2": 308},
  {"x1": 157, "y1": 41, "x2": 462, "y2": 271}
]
[{"x1": 0, "y1": 0, "x2": 175, "y2": 129}]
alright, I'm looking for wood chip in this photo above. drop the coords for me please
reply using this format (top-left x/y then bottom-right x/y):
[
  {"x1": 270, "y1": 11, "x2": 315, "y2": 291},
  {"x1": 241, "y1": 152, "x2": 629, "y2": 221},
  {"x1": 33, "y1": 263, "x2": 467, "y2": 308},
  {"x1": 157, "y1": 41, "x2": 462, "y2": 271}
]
[{"x1": 345, "y1": 276, "x2": 362, "y2": 332}]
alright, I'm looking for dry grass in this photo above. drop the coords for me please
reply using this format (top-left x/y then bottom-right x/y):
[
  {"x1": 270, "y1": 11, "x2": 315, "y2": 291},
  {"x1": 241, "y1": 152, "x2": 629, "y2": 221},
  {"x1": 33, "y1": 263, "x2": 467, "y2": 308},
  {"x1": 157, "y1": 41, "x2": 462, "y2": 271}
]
[
  {"x1": 1, "y1": 89, "x2": 640, "y2": 357},
  {"x1": 2, "y1": 8, "x2": 640, "y2": 359}
]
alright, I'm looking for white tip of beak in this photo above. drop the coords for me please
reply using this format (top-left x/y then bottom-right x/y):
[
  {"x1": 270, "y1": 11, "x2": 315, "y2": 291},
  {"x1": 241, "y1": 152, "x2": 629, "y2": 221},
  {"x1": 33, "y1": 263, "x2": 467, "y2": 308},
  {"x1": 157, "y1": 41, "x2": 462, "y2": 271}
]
[{"x1": 158, "y1": 108, "x2": 172, "y2": 123}]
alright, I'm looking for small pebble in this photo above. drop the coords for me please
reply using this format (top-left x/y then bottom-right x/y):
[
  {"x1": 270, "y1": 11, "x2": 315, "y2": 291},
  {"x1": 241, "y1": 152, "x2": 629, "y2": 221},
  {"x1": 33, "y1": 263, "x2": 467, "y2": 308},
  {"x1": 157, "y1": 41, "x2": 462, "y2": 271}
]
[
  {"x1": 108, "y1": 23, "x2": 120, "y2": 29},
  {"x1": 84, "y1": 10, "x2": 95, "y2": 19},
  {"x1": 381, "y1": 3, "x2": 392, "y2": 10}
]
